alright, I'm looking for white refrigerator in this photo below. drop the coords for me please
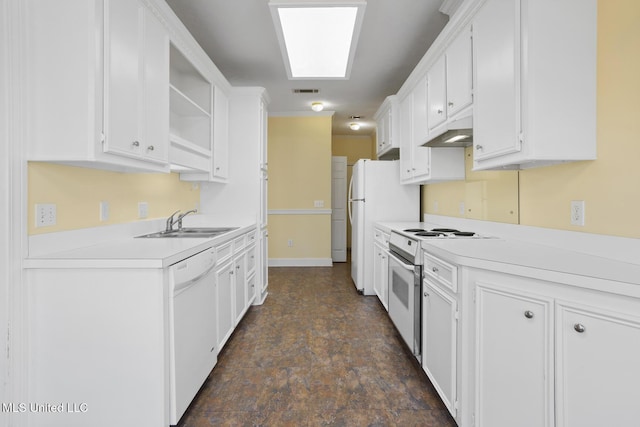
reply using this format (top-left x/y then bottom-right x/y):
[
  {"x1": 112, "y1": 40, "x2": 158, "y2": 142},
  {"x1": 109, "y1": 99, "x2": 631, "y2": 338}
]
[{"x1": 348, "y1": 159, "x2": 419, "y2": 295}]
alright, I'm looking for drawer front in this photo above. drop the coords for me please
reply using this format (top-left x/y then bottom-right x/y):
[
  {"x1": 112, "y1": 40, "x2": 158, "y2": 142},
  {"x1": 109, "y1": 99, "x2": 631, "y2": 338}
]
[
  {"x1": 374, "y1": 228, "x2": 390, "y2": 247},
  {"x1": 246, "y1": 230, "x2": 258, "y2": 246},
  {"x1": 246, "y1": 244, "x2": 257, "y2": 273},
  {"x1": 423, "y1": 252, "x2": 457, "y2": 292},
  {"x1": 216, "y1": 240, "x2": 233, "y2": 263},
  {"x1": 233, "y1": 235, "x2": 246, "y2": 252}
]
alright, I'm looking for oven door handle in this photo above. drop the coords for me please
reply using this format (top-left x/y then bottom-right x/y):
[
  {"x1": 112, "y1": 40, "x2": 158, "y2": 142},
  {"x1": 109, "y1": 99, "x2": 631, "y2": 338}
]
[{"x1": 388, "y1": 251, "x2": 415, "y2": 271}]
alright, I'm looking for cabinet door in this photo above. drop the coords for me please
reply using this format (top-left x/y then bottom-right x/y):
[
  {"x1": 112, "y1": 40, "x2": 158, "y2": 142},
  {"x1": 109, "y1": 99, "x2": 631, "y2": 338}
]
[
  {"x1": 373, "y1": 243, "x2": 385, "y2": 309},
  {"x1": 104, "y1": 0, "x2": 143, "y2": 158},
  {"x1": 446, "y1": 27, "x2": 473, "y2": 117},
  {"x1": 234, "y1": 253, "x2": 247, "y2": 325},
  {"x1": 212, "y1": 86, "x2": 229, "y2": 180},
  {"x1": 142, "y1": 7, "x2": 169, "y2": 163},
  {"x1": 215, "y1": 261, "x2": 234, "y2": 350},
  {"x1": 475, "y1": 283, "x2": 553, "y2": 427},
  {"x1": 422, "y1": 280, "x2": 457, "y2": 417},
  {"x1": 556, "y1": 302, "x2": 640, "y2": 427},
  {"x1": 473, "y1": 0, "x2": 521, "y2": 161},
  {"x1": 427, "y1": 55, "x2": 447, "y2": 131},
  {"x1": 399, "y1": 93, "x2": 414, "y2": 182}
]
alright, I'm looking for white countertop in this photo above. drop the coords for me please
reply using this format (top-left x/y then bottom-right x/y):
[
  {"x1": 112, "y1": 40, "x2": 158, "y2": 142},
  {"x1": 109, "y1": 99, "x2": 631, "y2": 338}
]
[
  {"x1": 24, "y1": 218, "x2": 256, "y2": 269},
  {"x1": 377, "y1": 221, "x2": 640, "y2": 296}
]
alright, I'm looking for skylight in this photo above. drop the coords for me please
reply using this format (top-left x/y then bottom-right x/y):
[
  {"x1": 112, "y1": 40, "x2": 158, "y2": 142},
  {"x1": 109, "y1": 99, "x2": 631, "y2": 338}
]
[{"x1": 269, "y1": 1, "x2": 366, "y2": 80}]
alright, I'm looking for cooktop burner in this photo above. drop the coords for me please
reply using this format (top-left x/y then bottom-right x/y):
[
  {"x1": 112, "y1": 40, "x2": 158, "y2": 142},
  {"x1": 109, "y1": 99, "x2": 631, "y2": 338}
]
[
  {"x1": 430, "y1": 228, "x2": 460, "y2": 233},
  {"x1": 403, "y1": 228, "x2": 427, "y2": 233},
  {"x1": 415, "y1": 231, "x2": 447, "y2": 237}
]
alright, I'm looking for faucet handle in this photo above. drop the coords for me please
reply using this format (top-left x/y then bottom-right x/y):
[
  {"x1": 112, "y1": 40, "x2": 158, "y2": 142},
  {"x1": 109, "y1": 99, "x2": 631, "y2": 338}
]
[{"x1": 166, "y1": 210, "x2": 181, "y2": 232}]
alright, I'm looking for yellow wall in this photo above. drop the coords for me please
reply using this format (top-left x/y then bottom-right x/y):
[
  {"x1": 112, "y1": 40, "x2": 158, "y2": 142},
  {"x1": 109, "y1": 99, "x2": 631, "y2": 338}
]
[
  {"x1": 422, "y1": 147, "x2": 519, "y2": 224},
  {"x1": 268, "y1": 115, "x2": 333, "y2": 259},
  {"x1": 332, "y1": 134, "x2": 376, "y2": 247},
  {"x1": 518, "y1": 0, "x2": 640, "y2": 238},
  {"x1": 423, "y1": 0, "x2": 640, "y2": 239},
  {"x1": 28, "y1": 163, "x2": 200, "y2": 235}
]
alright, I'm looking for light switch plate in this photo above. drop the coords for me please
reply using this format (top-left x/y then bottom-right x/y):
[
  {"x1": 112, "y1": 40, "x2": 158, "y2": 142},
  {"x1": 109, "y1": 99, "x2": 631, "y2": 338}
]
[
  {"x1": 100, "y1": 201, "x2": 110, "y2": 222},
  {"x1": 35, "y1": 203, "x2": 56, "y2": 227},
  {"x1": 138, "y1": 202, "x2": 148, "y2": 219}
]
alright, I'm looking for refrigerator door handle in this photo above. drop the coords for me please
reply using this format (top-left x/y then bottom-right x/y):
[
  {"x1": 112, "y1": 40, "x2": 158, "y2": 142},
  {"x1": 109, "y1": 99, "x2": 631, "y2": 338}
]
[{"x1": 348, "y1": 173, "x2": 354, "y2": 225}]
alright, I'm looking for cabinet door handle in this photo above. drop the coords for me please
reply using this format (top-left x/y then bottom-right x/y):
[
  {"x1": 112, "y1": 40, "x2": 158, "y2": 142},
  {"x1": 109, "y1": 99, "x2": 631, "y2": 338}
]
[
  {"x1": 147, "y1": 145, "x2": 154, "y2": 151},
  {"x1": 574, "y1": 323, "x2": 586, "y2": 333},
  {"x1": 524, "y1": 310, "x2": 534, "y2": 319},
  {"x1": 132, "y1": 140, "x2": 140, "y2": 147}
]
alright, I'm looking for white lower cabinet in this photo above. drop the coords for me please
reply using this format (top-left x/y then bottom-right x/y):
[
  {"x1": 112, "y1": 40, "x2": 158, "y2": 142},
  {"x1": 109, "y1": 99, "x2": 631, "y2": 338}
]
[
  {"x1": 474, "y1": 281, "x2": 553, "y2": 427},
  {"x1": 469, "y1": 269, "x2": 640, "y2": 427},
  {"x1": 233, "y1": 251, "x2": 247, "y2": 326},
  {"x1": 422, "y1": 278, "x2": 458, "y2": 418},
  {"x1": 215, "y1": 259, "x2": 234, "y2": 351},
  {"x1": 373, "y1": 241, "x2": 389, "y2": 310},
  {"x1": 555, "y1": 301, "x2": 640, "y2": 427}
]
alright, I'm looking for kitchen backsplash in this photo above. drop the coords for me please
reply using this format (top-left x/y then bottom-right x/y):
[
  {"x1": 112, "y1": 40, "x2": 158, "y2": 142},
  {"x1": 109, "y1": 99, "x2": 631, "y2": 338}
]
[{"x1": 28, "y1": 162, "x2": 200, "y2": 235}]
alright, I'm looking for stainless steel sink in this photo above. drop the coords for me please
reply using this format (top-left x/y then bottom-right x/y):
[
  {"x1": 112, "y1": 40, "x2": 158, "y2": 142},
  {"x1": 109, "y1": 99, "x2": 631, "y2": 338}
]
[{"x1": 136, "y1": 227, "x2": 238, "y2": 238}]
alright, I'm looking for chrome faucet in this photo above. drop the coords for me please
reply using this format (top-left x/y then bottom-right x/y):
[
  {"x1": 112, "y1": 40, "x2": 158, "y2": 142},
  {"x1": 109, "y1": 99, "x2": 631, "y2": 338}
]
[
  {"x1": 176, "y1": 209, "x2": 198, "y2": 230},
  {"x1": 165, "y1": 210, "x2": 181, "y2": 232}
]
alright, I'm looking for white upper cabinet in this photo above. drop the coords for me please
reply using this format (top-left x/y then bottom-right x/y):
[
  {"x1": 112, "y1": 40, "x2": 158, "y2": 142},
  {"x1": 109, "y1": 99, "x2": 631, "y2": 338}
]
[
  {"x1": 427, "y1": 55, "x2": 448, "y2": 132},
  {"x1": 374, "y1": 96, "x2": 400, "y2": 159},
  {"x1": 104, "y1": 0, "x2": 169, "y2": 165},
  {"x1": 472, "y1": 0, "x2": 597, "y2": 170},
  {"x1": 445, "y1": 26, "x2": 473, "y2": 119},
  {"x1": 425, "y1": 25, "x2": 473, "y2": 142},
  {"x1": 399, "y1": 78, "x2": 465, "y2": 185},
  {"x1": 27, "y1": 0, "x2": 170, "y2": 173},
  {"x1": 27, "y1": 0, "x2": 231, "y2": 179}
]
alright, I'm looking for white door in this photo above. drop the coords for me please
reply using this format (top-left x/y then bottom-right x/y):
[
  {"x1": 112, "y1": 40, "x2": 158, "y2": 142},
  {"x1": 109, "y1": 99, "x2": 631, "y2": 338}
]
[{"x1": 331, "y1": 156, "x2": 347, "y2": 262}]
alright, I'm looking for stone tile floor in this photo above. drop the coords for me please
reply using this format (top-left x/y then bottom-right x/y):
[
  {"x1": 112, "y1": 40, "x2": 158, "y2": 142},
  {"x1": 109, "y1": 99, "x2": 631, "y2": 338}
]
[{"x1": 178, "y1": 263, "x2": 457, "y2": 426}]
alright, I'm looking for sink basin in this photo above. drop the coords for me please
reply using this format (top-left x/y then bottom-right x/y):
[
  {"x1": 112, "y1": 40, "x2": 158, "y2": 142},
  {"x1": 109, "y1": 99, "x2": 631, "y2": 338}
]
[{"x1": 136, "y1": 227, "x2": 238, "y2": 238}]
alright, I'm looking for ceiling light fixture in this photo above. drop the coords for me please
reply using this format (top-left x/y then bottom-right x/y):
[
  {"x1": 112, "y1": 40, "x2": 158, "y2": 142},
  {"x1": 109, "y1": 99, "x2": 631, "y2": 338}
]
[
  {"x1": 349, "y1": 122, "x2": 360, "y2": 131},
  {"x1": 311, "y1": 102, "x2": 324, "y2": 112},
  {"x1": 269, "y1": 0, "x2": 367, "y2": 80}
]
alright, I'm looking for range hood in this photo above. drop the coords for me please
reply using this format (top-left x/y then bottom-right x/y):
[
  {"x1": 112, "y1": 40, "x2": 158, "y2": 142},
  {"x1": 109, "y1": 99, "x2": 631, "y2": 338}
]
[{"x1": 422, "y1": 113, "x2": 472, "y2": 148}]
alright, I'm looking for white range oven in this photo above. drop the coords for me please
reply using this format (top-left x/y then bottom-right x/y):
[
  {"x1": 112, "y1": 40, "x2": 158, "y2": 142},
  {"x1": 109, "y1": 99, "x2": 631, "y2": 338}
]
[{"x1": 388, "y1": 227, "x2": 494, "y2": 363}]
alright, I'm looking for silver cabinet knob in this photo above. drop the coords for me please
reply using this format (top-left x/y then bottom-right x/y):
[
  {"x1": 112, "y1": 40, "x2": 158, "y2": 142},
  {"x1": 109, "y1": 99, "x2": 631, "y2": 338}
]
[
  {"x1": 147, "y1": 145, "x2": 154, "y2": 151},
  {"x1": 524, "y1": 310, "x2": 534, "y2": 319},
  {"x1": 132, "y1": 140, "x2": 140, "y2": 147},
  {"x1": 574, "y1": 323, "x2": 586, "y2": 333},
  {"x1": 475, "y1": 144, "x2": 483, "y2": 150},
  {"x1": 448, "y1": 102, "x2": 454, "y2": 107},
  {"x1": 424, "y1": 292, "x2": 429, "y2": 297},
  {"x1": 437, "y1": 109, "x2": 443, "y2": 114},
  {"x1": 432, "y1": 267, "x2": 438, "y2": 273}
]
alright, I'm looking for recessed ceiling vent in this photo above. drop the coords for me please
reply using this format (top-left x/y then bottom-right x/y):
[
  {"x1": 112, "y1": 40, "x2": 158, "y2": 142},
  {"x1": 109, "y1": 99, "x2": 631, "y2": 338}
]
[{"x1": 293, "y1": 89, "x2": 319, "y2": 94}]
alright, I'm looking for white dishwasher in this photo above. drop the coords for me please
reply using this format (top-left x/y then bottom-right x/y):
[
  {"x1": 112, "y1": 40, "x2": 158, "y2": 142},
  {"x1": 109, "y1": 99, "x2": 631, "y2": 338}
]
[{"x1": 169, "y1": 247, "x2": 218, "y2": 425}]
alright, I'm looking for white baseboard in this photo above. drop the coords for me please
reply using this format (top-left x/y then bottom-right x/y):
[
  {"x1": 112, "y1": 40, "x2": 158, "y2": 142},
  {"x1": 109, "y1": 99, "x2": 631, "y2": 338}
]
[{"x1": 268, "y1": 258, "x2": 333, "y2": 267}]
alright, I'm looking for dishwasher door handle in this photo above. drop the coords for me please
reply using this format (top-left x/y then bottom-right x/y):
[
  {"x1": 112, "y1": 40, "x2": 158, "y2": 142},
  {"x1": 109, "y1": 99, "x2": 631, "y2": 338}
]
[{"x1": 173, "y1": 262, "x2": 217, "y2": 295}]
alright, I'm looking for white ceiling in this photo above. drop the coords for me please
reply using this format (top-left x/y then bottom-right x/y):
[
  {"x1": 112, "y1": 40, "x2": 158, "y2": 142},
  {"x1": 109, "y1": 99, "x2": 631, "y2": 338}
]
[{"x1": 165, "y1": 0, "x2": 451, "y2": 136}]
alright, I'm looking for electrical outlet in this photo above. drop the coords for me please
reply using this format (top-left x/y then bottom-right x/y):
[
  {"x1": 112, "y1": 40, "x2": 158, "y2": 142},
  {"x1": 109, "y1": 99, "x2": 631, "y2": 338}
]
[
  {"x1": 287, "y1": 239, "x2": 293, "y2": 247},
  {"x1": 570, "y1": 200, "x2": 585, "y2": 226},
  {"x1": 459, "y1": 201, "x2": 465, "y2": 216},
  {"x1": 433, "y1": 201, "x2": 439, "y2": 212},
  {"x1": 100, "y1": 201, "x2": 110, "y2": 222},
  {"x1": 35, "y1": 203, "x2": 56, "y2": 227},
  {"x1": 138, "y1": 202, "x2": 148, "y2": 219},
  {"x1": 314, "y1": 200, "x2": 324, "y2": 208}
]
